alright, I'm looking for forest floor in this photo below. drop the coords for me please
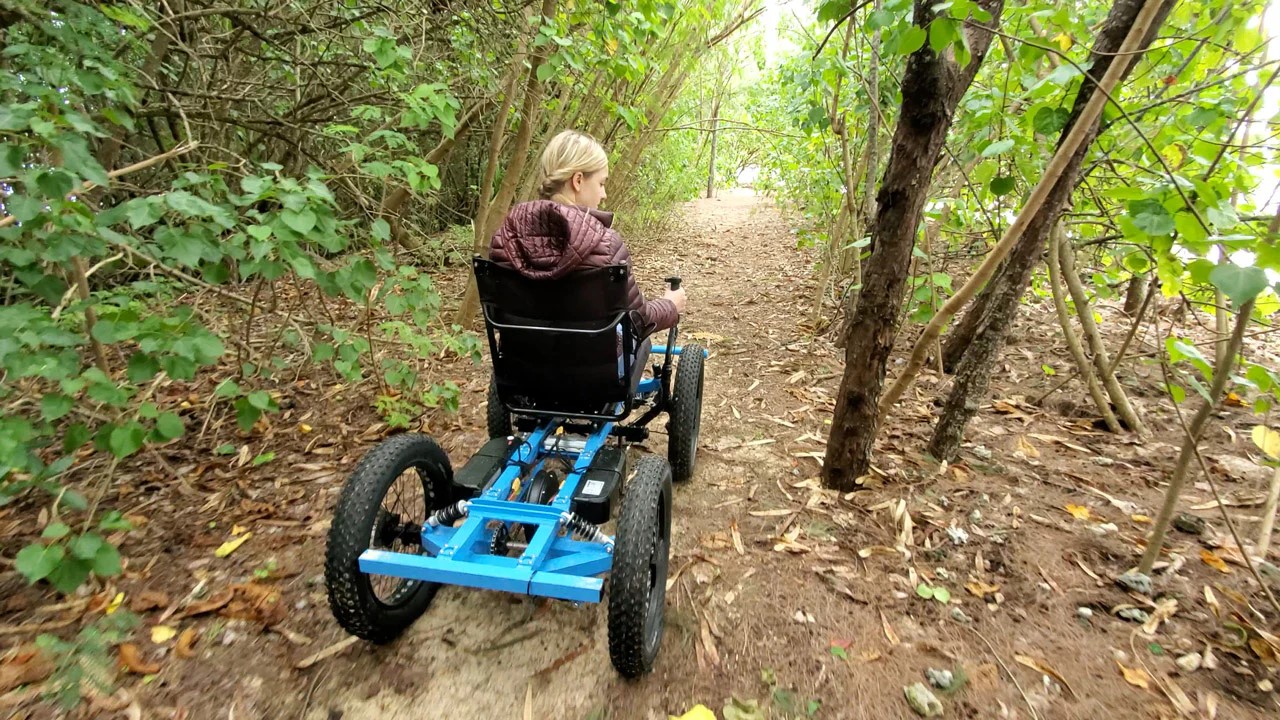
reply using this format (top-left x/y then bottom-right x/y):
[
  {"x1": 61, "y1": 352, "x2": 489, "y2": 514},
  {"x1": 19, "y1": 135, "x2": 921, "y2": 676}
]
[{"x1": 3, "y1": 190, "x2": 1280, "y2": 720}]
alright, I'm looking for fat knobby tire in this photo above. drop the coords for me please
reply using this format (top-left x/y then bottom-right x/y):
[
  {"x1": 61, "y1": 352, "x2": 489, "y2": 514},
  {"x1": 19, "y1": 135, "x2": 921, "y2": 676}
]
[
  {"x1": 608, "y1": 454, "x2": 673, "y2": 678},
  {"x1": 668, "y1": 343, "x2": 705, "y2": 483},
  {"x1": 324, "y1": 433, "x2": 453, "y2": 643}
]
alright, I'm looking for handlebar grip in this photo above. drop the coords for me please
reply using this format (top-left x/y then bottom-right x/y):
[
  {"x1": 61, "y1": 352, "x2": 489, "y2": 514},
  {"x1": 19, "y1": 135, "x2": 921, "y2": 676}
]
[{"x1": 665, "y1": 276, "x2": 682, "y2": 290}]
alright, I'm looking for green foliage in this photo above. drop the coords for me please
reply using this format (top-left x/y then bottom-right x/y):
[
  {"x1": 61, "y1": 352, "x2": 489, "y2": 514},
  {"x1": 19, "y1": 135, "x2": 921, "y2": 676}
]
[
  {"x1": 0, "y1": 1, "x2": 478, "y2": 600},
  {"x1": 36, "y1": 611, "x2": 139, "y2": 708}
]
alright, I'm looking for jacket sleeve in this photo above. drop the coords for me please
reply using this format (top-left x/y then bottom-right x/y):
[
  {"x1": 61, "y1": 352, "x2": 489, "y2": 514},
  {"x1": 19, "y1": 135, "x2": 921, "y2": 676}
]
[{"x1": 606, "y1": 233, "x2": 679, "y2": 337}]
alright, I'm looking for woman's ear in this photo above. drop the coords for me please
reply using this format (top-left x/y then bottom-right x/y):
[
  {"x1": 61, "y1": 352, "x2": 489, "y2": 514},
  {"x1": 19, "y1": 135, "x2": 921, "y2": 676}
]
[{"x1": 570, "y1": 171, "x2": 584, "y2": 192}]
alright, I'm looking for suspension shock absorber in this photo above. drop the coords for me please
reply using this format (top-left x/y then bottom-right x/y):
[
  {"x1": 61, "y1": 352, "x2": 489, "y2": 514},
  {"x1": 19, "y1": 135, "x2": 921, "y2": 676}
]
[
  {"x1": 425, "y1": 500, "x2": 470, "y2": 528},
  {"x1": 561, "y1": 512, "x2": 614, "y2": 551}
]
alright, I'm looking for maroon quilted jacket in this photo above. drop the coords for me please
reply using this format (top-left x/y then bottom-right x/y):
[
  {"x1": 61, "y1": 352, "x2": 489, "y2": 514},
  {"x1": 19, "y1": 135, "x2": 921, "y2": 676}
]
[{"x1": 488, "y1": 200, "x2": 679, "y2": 337}]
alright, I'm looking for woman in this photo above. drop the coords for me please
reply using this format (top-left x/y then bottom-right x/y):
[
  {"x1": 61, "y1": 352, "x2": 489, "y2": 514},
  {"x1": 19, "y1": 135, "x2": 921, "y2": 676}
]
[{"x1": 488, "y1": 130, "x2": 687, "y2": 340}]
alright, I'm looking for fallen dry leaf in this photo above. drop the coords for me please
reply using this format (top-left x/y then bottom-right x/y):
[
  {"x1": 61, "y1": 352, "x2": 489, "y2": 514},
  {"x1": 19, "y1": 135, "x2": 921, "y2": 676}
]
[
  {"x1": 129, "y1": 591, "x2": 171, "y2": 613},
  {"x1": 1016, "y1": 436, "x2": 1041, "y2": 458},
  {"x1": 175, "y1": 628, "x2": 198, "y2": 659},
  {"x1": 214, "y1": 532, "x2": 251, "y2": 558},
  {"x1": 1117, "y1": 661, "x2": 1150, "y2": 689},
  {"x1": 730, "y1": 521, "x2": 744, "y2": 556},
  {"x1": 699, "y1": 616, "x2": 721, "y2": 667},
  {"x1": 150, "y1": 625, "x2": 177, "y2": 644},
  {"x1": 1015, "y1": 655, "x2": 1075, "y2": 697},
  {"x1": 117, "y1": 644, "x2": 160, "y2": 675},
  {"x1": 181, "y1": 590, "x2": 233, "y2": 618},
  {"x1": 880, "y1": 610, "x2": 900, "y2": 646},
  {"x1": 1064, "y1": 504, "x2": 1091, "y2": 520},
  {"x1": 1142, "y1": 598, "x2": 1178, "y2": 635},
  {"x1": 966, "y1": 581, "x2": 1001, "y2": 598},
  {"x1": 0, "y1": 645, "x2": 54, "y2": 694},
  {"x1": 1204, "y1": 586, "x2": 1220, "y2": 619},
  {"x1": 1199, "y1": 549, "x2": 1232, "y2": 574}
]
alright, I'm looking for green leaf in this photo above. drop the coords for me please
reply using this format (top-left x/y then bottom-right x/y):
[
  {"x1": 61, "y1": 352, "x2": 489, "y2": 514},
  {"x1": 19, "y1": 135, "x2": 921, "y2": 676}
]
[
  {"x1": 867, "y1": 8, "x2": 895, "y2": 30},
  {"x1": 214, "y1": 378, "x2": 241, "y2": 399},
  {"x1": 536, "y1": 62, "x2": 555, "y2": 83},
  {"x1": 0, "y1": 143, "x2": 24, "y2": 176},
  {"x1": 898, "y1": 26, "x2": 928, "y2": 55},
  {"x1": 108, "y1": 422, "x2": 146, "y2": 458},
  {"x1": 7, "y1": 194, "x2": 44, "y2": 223},
  {"x1": 990, "y1": 176, "x2": 1015, "y2": 196},
  {"x1": 70, "y1": 533, "x2": 104, "y2": 561},
  {"x1": 1033, "y1": 106, "x2": 1070, "y2": 135},
  {"x1": 247, "y1": 390, "x2": 274, "y2": 410},
  {"x1": 127, "y1": 352, "x2": 161, "y2": 383},
  {"x1": 55, "y1": 136, "x2": 108, "y2": 186},
  {"x1": 215, "y1": 443, "x2": 237, "y2": 455},
  {"x1": 981, "y1": 139, "x2": 1015, "y2": 157},
  {"x1": 372, "y1": 218, "x2": 391, "y2": 243},
  {"x1": 915, "y1": 582, "x2": 935, "y2": 599},
  {"x1": 252, "y1": 451, "x2": 275, "y2": 466},
  {"x1": 1209, "y1": 262, "x2": 1268, "y2": 306},
  {"x1": 92, "y1": 543, "x2": 122, "y2": 577},
  {"x1": 282, "y1": 208, "x2": 317, "y2": 234},
  {"x1": 235, "y1": 399, "x2": 262, "y2": 432},
  {"x1": 933, "y1": 586, "x2": 951, "y2": 603},
  {"x1": 47, "y1": 557, "x2": 91, "y2": 594},
  {"x1": 154, "y1": 412, "x2": 184, "y2": 441},
  {"x1": 15, "y1": 543, "x2": 64, "y2": 583},
  {"x1": 35, "y1": 170, "x2": 75, "y2": 199},
  {"x1": 829, "y1": 645, "x2": 849, "y2": 660},
  {"x1": 817, "y1": 1, "x2": 849, "y2": 23},
  {"x1": 98, "y1": 511, "x2": 134, "y2": 532},
  {"x1": 1128, "y1": 199, "x2": 1175, "y2": 236},
  {"x1": 42, "y1": 522, "x2": 71, "y2": 540},
  {"x1": 40, "y1": 393, "x2": 74, "y2": 421}
]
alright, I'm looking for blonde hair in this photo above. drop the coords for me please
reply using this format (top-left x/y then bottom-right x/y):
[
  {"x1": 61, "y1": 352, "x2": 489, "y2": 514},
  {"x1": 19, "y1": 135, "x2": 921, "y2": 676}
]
[{"x1": 537, "y1": 130, "x2": 608, "y2": 203}]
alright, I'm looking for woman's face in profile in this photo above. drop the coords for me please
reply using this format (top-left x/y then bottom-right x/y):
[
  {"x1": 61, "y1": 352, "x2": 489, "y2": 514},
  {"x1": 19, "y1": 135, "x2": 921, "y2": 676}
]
[{"x1": 573, "y1": 167, "x2": 608, "y2": 209}]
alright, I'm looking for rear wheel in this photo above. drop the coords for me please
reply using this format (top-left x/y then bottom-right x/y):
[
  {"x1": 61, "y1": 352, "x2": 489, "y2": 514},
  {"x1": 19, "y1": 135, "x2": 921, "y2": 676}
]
[
  {"x1": 324, "y1": 433, "x2": 453, "y2": 643},
  {"x1": 667, "y1": 343, "x2": 705, "y2": 483},
  {"x1": 608, "y1": 455, "x2": 673, "y2": 678}
]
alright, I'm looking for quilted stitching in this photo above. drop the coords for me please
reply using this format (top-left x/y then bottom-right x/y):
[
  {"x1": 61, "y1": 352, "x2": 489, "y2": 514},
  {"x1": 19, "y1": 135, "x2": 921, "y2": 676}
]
[{"x1": 489, "y1": 200, "x2": 678, "y2": 337}]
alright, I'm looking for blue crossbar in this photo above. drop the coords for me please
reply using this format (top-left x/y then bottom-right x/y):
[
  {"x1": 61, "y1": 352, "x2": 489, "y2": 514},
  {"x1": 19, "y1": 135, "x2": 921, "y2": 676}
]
[
  {"x1": 650, "y1": 344, "x2": 710, "y2": 357},
  {"x1": 358, "y1": 419, "x2": 616, "y2": 603}
]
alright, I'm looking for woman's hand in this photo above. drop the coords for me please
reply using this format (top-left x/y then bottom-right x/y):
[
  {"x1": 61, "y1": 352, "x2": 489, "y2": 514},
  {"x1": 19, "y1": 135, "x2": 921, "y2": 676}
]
[{"x1": 663, "y1": 287, "x2": 687, "y2": 314}]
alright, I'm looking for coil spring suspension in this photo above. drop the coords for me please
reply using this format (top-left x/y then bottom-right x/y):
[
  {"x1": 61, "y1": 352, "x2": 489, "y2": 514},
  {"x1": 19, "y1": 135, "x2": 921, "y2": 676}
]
[
  {"x1": 426, "y1": 500, "x2": 470, "y2": 528},
  {"x1": 562, "y1": 512, "x2": 614, "y2": 549}
]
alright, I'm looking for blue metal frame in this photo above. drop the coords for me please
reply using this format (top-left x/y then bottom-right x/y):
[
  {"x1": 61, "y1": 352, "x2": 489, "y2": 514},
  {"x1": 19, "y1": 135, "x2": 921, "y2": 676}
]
[
  {"x1": 357, "y1": 342, "x2": 696, "y2": 605},
  {"x1": 358, "y1": 418, "x2": 618, "y2": 603}
]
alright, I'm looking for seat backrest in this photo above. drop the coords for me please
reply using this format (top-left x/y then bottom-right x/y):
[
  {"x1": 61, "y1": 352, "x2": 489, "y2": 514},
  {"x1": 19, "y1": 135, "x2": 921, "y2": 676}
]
[{"x1": 473, "y1": 257, "x2": 638, "y2": 417}]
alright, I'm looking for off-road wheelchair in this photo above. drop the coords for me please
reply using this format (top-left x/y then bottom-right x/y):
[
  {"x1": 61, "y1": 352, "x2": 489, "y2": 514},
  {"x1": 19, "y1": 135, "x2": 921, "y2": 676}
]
[{"x1": 324, "y1": 257, "x2": 706, "y2": 677}]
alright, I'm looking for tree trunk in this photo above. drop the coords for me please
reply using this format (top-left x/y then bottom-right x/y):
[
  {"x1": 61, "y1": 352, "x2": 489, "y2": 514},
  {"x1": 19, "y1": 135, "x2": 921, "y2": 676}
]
[
  {"x1": 823, "y1": 0, "x2": 1005, "y2": 490},
  {"x1": 1048, "y1": 223, "x2": 1122, "y2": 432},
  {"x1": 455, "y1": 0, "x2": 558, "y2": 325},
  {"x1": 1140, "y1": 297, "x2": 1254, "y2": 573},
  {"x1": 939, "y1": 0, "x2": 1177, "y2": 375},
  {"x1": 1123, "y1": 272, "x2": 1148, "y2": 315},
  {"x1": 706, "y1": 98, "x2": 719, "y2": 198},
  {"x1": 922, "y1": 0, "x2": 1175, "y2": 447},
  {"x1": 1059, "y1": 238, "x2": 1147, "y2": 434}
]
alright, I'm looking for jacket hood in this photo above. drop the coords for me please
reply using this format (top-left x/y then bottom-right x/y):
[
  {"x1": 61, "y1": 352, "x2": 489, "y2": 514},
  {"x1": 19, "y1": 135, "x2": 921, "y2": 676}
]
[{"x1": 493, "y1": 200, "x2": 614, "y2": 280}]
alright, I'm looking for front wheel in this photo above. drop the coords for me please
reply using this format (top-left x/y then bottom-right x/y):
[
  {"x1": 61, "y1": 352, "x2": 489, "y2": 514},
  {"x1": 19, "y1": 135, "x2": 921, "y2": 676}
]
[
  {"x1": 608, "y1": 455, "x2": 673, "y2": 678},
  {"x1": 324, "y1": 433, "x2": 453, "y2": 643},
  {"x1": 667, "y1": 343, "x2": 705, "y2": 483}
]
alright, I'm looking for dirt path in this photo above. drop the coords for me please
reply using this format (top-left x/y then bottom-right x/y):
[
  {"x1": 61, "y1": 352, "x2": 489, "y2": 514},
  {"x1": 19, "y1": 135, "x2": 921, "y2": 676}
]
[{"x1": 310, "y1": 190, "x2": 823, "y2": 719}]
